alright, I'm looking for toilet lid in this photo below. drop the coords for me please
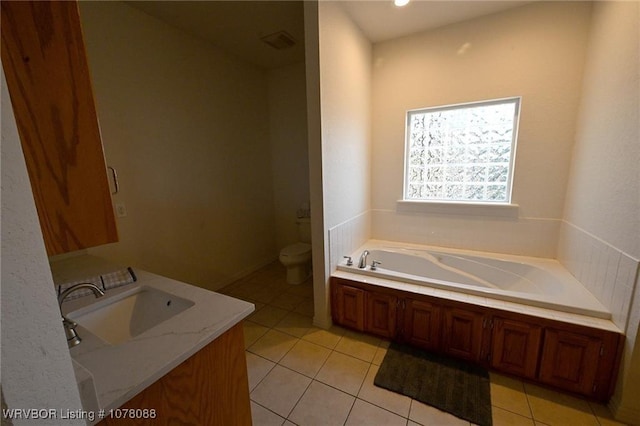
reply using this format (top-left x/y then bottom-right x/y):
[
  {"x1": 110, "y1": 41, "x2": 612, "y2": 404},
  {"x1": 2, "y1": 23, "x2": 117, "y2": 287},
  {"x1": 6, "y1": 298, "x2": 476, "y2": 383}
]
[{"x1": 281, "y1": 242, "x2": 312, "y2": 256}]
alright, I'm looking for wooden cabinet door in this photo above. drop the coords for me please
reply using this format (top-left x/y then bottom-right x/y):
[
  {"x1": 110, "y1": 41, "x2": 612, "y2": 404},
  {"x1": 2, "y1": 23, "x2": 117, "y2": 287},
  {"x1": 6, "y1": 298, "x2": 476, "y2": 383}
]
[
  {"x1": 1, "y1": 1, "x2": 118, "y2": 255},
  {"x1": 335, "y1": 284, "x2": 365, "y2": 331},
  {"x1": 403, "y1": 299, "x2": 441, "y2": 351},
  {"x1": 538, "y1": 329, "x2": 601, "y2": 396},
  {"x1": 491, "y1": 317, "x2": 542, "y2": 379},
  {"x1": 365, "y1": 292, "x2": 397, "y2": 339},
  {"x1": 443, "y1": 307, "x2": 485, "y2": 362}
]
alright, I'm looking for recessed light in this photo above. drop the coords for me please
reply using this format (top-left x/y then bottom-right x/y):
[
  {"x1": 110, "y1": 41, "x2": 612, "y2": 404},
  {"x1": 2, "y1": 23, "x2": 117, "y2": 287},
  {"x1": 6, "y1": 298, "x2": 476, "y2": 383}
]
[{"x1": 394, "y1": 0, "x2": 410, "y2": 7}]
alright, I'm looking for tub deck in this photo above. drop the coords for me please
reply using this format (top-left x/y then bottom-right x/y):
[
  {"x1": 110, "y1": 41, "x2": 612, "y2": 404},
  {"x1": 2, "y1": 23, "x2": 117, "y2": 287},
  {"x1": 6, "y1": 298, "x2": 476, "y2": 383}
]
[{"x1": 337, "y1": 240, "x2": 614, "y2": 326}]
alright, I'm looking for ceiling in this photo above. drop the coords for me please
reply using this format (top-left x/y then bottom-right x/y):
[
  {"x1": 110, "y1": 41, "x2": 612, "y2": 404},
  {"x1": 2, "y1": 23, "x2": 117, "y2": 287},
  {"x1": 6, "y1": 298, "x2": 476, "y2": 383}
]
[
  {"x1": 127, "y1": 1, "x2": 532, "y2": 70},
  {"x1": 127, "y1": 1, "x2": 305, "y2": 69},
  {"x1": 343, "y1": 1, "x2": 532, "y2": 43}
]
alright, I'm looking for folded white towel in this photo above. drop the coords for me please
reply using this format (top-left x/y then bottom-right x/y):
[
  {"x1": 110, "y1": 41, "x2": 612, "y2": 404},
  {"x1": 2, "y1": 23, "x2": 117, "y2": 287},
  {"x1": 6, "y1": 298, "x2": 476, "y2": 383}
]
[{"x1": 57, "y1": 267, "x2": 137, "y2": 300}]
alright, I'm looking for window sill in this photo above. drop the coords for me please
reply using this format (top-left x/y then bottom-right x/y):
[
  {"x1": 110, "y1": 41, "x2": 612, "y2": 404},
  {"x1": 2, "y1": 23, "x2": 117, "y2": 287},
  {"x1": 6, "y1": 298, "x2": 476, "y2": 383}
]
[{"x1": 396, "y1": 200, "x2": 519, "y2": 218}]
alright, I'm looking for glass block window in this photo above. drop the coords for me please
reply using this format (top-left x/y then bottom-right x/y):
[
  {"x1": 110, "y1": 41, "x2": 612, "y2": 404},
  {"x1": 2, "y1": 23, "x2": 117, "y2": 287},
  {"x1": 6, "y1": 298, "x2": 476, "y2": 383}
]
[{"x1": 404, "y1": 97, "x2": 520, "y2": 203}]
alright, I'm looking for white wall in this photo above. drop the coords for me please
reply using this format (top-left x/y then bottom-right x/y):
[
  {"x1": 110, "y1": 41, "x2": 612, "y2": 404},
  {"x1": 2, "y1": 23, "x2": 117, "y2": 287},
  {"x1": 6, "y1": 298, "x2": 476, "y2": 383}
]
[
  {"x1": 1, "y1": 71, "x2": 84, "y2": 425},
  {"x1": 370, "y1": 2, "x2": 592, "y2": 257},
  {"x1": 268, "y1": 62, "x2": 310, "y2": 250},
  {"x1": 311, "y1": 1, "x2": 372, "y2": 327},
  {"x1": 319, "y1": 2, "x2": 372, "y2": 229},
  {"x1": 79, "y1": 2, "x2": 277, "y2": 291},
  {"x1": 557, "y1": 1, "x2": 639, "y2": 421}
]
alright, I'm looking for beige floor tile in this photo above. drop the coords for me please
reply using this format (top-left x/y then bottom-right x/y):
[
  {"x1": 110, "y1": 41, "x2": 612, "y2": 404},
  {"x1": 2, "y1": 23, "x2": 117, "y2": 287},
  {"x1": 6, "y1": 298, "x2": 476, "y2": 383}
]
[
  {"x1": 408, "y1": 422, "x2": 421, "y2": 426},
  {"x1": 250, "y1": 365, "x2": 311, "y2": 418},
  {"x1": 274, "y1": 312, "x2": 314, "y2": 338},
  {"x1": 269, "y1": 292, "x2": 305, "y2": 311},
  {"x1": 282, "y1": 422, "x2": 296, "y2": 426},
  {"x1": 293, "y1": 298, "x2": 315, "y2": 317},
  {"x1": 302, "y1": 326, "x2": 345, "y2": 349},
  {"x1": 246, "y1": 352, "x2": 276, "y2": 391},
  {"x1": 409, "y1": 400, "x2": 470, "y2": 425},
  {"x1": 288, "y1": 380, "x2": 355, "y2": 426},
  {"x1": 315, "y1": 351, "x2": 370, "y2": 396},
  {"x1": 248, "y1": 329, "x2": 298, "y2": 362},
  {"x1": 357, "y1": 364, "x2": 411, "y2": 417},
  {"x1": 489, "y1": 372, "x2": 532, "y2": 418},
  {"x1": 492, "y1": 406, "x2": 535, "y2": 426},
  {"x1": 249, "y1": 285, "x2": 282, "y2": 304},
  {"x1": 588, "y1": 402, "x2": 627, "y2": 426},
  {"x1": 243, "y1": 320, "x2": 270, "y2": 349},
  {"x1": 345, "y1": 398, "x2": 407, "y2": 426},
  {"x1": 524, "y1": 383, "x2": 599, "y2": 426},
  {"x1": 287, "y1": 282, "x2": 314, "y2": 299},
  {"x1": 225, "y1": 286, "x2": 259, "y2": 303},
  {"x1": 250, "y1": 401, "x2": 285, "y2": 426},
  {"x1": 279, "y1": 339, "x2": 331, "y2": 378},
  {"x1": 372, "y1": 346, "x2": 388, "y2": 365},
  {"x1": 335, "y1": 330, "x2": 381, "y2": 362},
  {"x1": 248, "y1": 305, "x2": 290, "y2": 328}
]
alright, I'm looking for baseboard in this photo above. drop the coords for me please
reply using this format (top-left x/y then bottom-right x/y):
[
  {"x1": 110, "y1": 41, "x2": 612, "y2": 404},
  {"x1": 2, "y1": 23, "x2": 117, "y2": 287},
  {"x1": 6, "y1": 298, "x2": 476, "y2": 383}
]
[
  {"x1": 313, "y1": 313, "x2": 332, "y2": 330},
  {"x1": 609, "y1": 394, "x2": 640, "y2": 425},
  {"x1": 212, "y1": 254, "x2": 279, "y2": 291}
]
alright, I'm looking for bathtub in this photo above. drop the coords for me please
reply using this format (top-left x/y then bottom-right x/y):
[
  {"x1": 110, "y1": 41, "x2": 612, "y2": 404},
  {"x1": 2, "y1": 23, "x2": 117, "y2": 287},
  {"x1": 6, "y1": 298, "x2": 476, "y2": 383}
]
[{"x1": 337, "y1": 240, "x2": 611, "y2": 319}]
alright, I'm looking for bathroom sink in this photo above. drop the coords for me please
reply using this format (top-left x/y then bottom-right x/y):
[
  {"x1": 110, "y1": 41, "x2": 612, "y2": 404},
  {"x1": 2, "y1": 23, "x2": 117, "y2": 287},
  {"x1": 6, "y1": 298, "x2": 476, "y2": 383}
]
[{"x1": 68, "y1": 286, "x2": 195, "y2": 345}]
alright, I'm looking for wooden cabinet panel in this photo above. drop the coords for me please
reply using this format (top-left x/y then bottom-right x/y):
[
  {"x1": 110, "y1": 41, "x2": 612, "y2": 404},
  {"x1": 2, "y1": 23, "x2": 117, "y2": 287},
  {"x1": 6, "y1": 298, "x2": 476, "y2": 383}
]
[
  {"x1": 403, "y1": 299, "x2": 441, "y2": 350},
  {"x1": 330, "y1": 277, "x2": 622, "y2": 401},
  {"x1": 365, "y1": 292, "x2": 397, "y2": 339},
  {"x1": 443, "y1": 307, "x2": 485, "y2": 362},
  {"x1": 538, "y1": 329, "x2": 602, "y2": 396},
  {"x1": 491, "y1": 317, "x2": 542, "y2": 379},
  {"x1": 335, "y1": 284, "x2": 365, "y2": 331},
  {"x1": 99, "y1": 323, "x2": 251, "y2": 425},
  {"x1": 1, "y1": 1, "x2": 118, "y2": 255}
]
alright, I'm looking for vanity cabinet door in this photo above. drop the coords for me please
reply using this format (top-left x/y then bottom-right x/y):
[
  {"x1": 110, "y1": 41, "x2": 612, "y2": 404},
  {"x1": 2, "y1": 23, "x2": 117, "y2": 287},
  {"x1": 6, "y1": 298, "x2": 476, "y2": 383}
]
[
  {"x1": 365, "y1": 291, "x2": 398, "y2": 339},
  {"x1": 403, "y1": 298, "x2": 441, "y2": 351},
  {"x1": 442, "y1": 307, "x2": 485, "y2": 362},
  {"x1": 538, "y1": 328, "x2": 602, "y2": 396},
  {"x1": 491, "y1": 317, "x2": 542, "y2": 379},
  {"x1": 1, "y1": 0, "x2": 118, "y2": 255},
  {"x1": 332, "y1": 281, "x2": 365, "y2": 331}
]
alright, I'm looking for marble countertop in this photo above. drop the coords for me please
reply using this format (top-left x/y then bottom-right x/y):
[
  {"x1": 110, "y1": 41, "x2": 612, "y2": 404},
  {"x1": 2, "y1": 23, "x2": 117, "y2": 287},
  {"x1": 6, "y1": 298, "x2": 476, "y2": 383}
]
[{"x1": 50, "y1": 255, "x2": 254, "y2": 418}]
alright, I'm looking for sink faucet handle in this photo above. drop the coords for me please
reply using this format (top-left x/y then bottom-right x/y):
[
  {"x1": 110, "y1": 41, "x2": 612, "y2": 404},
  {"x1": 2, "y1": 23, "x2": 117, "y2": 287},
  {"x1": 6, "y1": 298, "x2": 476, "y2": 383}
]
[
  {"x1": 371, "y1": 260, "x2": 382, "y2": 271},
  {"x1": 343, "y1": 256, "x2": 353, "y2": 266}
]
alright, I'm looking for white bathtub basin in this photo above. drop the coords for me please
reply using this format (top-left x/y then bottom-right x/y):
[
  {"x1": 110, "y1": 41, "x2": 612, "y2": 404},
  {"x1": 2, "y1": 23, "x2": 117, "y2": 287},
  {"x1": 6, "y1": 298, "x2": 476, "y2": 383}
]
[
  {"x1": 339, "y1": 240, "x2": 611, "y2": 319},
  {"x1": 68, "y1": 286, "x2": 195, "y2": 345}
]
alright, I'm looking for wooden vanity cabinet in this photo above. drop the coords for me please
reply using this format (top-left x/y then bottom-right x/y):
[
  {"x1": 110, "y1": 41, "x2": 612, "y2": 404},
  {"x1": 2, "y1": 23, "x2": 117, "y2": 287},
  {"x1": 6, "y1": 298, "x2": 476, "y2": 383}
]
[
  {"x1": 403, "y1": 299, "x2": 441, "y2": 351},
  {"x1": 330, "y1": 277, "x2": 623, "y2": 401},
  {"x1": 100, "y1": 323, "x2": 251, "y2": 425},
  {"x1": 1, "y1": 0, "x2": 118, "y2": 255},
  {"x1": 365, "y1": 291, "x2": 398, "y2": 339},
  {"x1": 490, "y1": 317, "x2": 542, "y2": 379},
  {"x1": 538, "y1": 326, "x2": 622, "y2": 400},
  {"x1": 442, "y1": 306, "x2": 486, "y2": 363},
  {"x1": 332, "y1": 280, "x2": 365, "y2": 331}
]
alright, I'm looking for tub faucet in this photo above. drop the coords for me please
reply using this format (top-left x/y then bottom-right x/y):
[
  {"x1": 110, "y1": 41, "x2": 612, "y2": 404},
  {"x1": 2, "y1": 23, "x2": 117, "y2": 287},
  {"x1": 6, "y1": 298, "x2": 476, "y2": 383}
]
[
  {"x1": 358, "y1": 250, "x2": 370, "y2": 269},
  {"x1": 58, "y1": 283, "x2": 105, "y2": 348}
]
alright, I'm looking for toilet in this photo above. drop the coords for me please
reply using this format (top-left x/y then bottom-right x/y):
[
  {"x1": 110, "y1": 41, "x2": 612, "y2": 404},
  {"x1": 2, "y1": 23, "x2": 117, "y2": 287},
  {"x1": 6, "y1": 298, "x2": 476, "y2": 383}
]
[{"x1": 279, "y1": 217, "x2": 312, "y2": 285}]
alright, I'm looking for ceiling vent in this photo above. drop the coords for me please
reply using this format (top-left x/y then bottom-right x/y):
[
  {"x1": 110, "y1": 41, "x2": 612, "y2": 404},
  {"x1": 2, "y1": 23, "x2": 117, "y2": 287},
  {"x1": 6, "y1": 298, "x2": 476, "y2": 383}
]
[{"x1": 260, "y1": 31, "x2": 296, "y2": 50}]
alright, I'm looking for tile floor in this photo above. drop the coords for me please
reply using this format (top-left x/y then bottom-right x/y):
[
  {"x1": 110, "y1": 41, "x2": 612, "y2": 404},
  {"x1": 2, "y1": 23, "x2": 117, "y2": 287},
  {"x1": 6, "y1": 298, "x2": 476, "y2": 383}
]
[{"x1": 219, "y1": 262, "x2": 626, "y2": 426}]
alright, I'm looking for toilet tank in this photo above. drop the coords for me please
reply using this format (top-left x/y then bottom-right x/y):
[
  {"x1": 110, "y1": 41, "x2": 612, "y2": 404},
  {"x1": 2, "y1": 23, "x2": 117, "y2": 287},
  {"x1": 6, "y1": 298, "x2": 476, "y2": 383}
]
[{"x1": 296, "y1": 217, "x2": 311, "y2": 243}]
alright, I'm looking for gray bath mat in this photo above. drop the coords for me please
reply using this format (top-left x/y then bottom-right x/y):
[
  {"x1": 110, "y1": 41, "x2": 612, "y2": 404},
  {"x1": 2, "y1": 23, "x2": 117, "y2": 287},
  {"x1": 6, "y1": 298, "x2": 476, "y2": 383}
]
[{"x1": 374, "y1": 342, "x2": 492, "y2": 426}]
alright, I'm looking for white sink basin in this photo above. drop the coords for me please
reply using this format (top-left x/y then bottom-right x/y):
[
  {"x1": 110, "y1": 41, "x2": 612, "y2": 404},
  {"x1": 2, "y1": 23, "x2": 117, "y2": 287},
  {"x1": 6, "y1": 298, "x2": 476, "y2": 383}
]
[{"x1": 68, "y1": 286, "x2": 194, "y2": 345}]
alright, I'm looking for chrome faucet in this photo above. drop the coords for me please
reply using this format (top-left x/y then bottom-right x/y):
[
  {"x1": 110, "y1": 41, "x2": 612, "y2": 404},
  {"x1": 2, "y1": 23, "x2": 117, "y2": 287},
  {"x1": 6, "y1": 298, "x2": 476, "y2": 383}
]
[
  {"x1": 58, "y1": 283, "x2": 105, "y2": 348},
  {"x1": 358, "y1": 250, "x2": 370, "y2": 269}
]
